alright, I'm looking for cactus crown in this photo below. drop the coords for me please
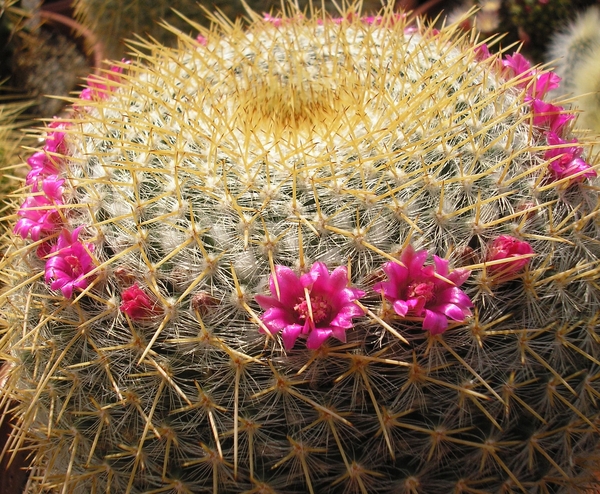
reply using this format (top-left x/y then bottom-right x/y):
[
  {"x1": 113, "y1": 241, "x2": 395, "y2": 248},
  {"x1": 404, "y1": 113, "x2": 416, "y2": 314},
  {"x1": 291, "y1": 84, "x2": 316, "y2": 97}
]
[{"x1": 1, "y1": 4, "x2": 599, "y2": 493}]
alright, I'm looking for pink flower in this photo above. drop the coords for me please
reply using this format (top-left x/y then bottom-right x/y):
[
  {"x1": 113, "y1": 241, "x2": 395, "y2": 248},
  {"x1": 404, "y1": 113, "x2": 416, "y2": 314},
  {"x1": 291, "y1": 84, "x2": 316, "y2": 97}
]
[
  {"x1": 263, "y1": 13, "x2": 282, "y2": 27},
  {"x1": 256, "y1": 263, "x2": 365, "y2": 350},
  {"x1": 544, "y1": 132, "x2": 597, "y2": 183},
  {"x1": 44, "y1": 120, "x2": 69, "y2": 154},
  {"x1": 14, "y1": 178, "x2": 64, "y2": 241},
  {"x1": 196, "y1": 34, "x2": 207, "y2": 45},
  {"x1": 79, "y1": 88, "x2": 94, "y2": 101},
  {"x1": 361, "y1": 14, "x2": 405, "y2": 26},
  {"x1": 531, "y1": 72, "x2": 561, "y2": 99},
  {"x1": 80, "y1": 62, "x2": 128, "y2": 101},
  {"x1": 362, "y1": 15, "x2": 382, "y2": 24},
  {"x1": 120, "y1": 284, "x2": 162, "y2": 319},
  {"x1": 38, "y1": 176, "x2": 64, "y2": 201},
  {"x1": 475, "y1": 43, "x2": 491, "y2": 61},
  {"x1": 530, "y1": 99, "x2": 575, "y2": 133},
  {"x1": 14, "y1": 198, "x2": 61, "y2": 241},
  {"x1": 486, "y1": 235, "x2": 534, "y2": 276},
  {"x1": 502, "y1": 53, "x2": 562, "y2": 98},
  {"x1": 45, "y1": 227, "x2": 95, "y2": 298},
  {"x1": 373, "y1": 246, "x2": 472, "y2": 335},
  {"x1": 26, "y1": 152, "x2": 59, "y2": 184},
  {"x1": 503, "y1": 52, "x2": 533, "y2": 77}
]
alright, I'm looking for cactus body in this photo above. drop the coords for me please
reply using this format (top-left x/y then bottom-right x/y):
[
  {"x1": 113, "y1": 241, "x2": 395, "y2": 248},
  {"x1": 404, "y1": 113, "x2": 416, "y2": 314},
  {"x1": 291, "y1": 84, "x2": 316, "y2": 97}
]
[
  {"x1": 547, "y1": 7, "x2": 600, "y2": 134},
  {"x1": 447, "y1": 0, "x2": 598, "y2": 63},
  {"x1": 73, "y1": 0, "x2": 385, "y2": 59},
  {"x1": 1, "y1": 6, "x2": 600, "y2": 493}
]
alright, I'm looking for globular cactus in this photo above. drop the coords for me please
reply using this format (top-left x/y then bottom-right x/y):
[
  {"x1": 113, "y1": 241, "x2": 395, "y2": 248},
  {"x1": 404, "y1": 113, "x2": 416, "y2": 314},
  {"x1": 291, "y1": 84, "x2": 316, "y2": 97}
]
[
  {"x1": 0, "y1": 96, "x2": 29, "y2": 256},
  {"x1": 72, "y1": 0, "x2": 385, "y2": 60},
  {"x1": 547, "y1": 6, "x2": 600, "y2": 135},
  {"x1": 446, "y1": 0, "x2": 598, "y2": 64},
  {"x1": 496, "y1": 0, "x2": 596, "y2": 62},
  {"x1": 1, "y1": 4, "x2": 600, "y2": 493}
]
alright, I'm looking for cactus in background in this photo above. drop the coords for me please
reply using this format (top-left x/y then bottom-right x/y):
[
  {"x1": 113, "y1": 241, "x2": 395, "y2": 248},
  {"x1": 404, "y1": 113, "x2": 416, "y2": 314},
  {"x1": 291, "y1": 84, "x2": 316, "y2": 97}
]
[
  {"x1": 73, "y1": 0, "x2": 212, "y2": 59},
  {"x1": 0, "y1": 0, "x2": 92, "y2": 118},
  {"x1": 497, "y1": 0, "x2": 596, "y2": 62},
  {"x1": 1, "y1": 4, "x2": 600, "y2": 493},
  {"x1": 0, "y1": 96, "x2": 29, "y2": 256},
  {"x1": 446, "y1": 0, "x2": 598, "y2": 64},
  {"x1": 73, "y1": 0, "x2": 385, "y2": 60},
  {"x1": 547, "y1": 6, "x2": 600, "y2": 135}
]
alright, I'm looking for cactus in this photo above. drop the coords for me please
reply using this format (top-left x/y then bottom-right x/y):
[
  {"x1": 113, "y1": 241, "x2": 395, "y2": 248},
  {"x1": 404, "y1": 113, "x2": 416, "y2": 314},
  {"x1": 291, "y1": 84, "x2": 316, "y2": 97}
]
[
  {"x1": 446, "y1": 0, "x2": 598, "y2": 64},
  {"x1": 0, "y1": 0, "x2": 92, "y2": 118},
  {"x1": 72, "y1": 0, "x2": 385, "y2": 60},
  {"x1": 1, "y1": 4, "x2": 600, "y2": 493},
  {"x1": 547, "y1": 6, "x2": 600, "y2": 135},
  {"x1": 0, "y1": 96, "x2": 29, "y2": 256}
]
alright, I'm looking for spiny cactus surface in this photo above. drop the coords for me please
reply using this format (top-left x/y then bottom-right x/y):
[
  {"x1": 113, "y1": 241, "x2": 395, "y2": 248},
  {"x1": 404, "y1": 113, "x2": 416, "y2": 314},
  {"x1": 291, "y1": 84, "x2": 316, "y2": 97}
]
[
  {"x1": 547, "y1": 6, "x2": 600, "y2": 135},
  {"x1": 1, "y1": 5, "x2": 600, "y2": 493},
  {"x1": 0, "y1": 96, "x2": 29, "y2": 259},
  {"x1": 72, "y1": 0, "x2": 385, "y2": 59}
]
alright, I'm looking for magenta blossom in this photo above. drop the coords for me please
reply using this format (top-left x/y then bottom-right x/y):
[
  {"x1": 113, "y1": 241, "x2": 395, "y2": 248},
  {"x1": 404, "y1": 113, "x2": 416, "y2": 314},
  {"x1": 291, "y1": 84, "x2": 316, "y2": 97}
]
[
  {"x1": 503, "y1": 52, "x2": 533, "y2": 78},
  {"x1": 486, "y1": 235, "x2": 534, "y2": 276},
  {"x1": 531, "y1": 72, "x2": 561, "y2": 99},
  {"x1": 80, "y1": 62, "x2": 128, "y2": 101},
  {"x1": 503, "y1": 52, "x2": 561, "y2": 98},
  {"x1": 14, "y1": 197, "x2": 61, "y2": 242},
  {"x1": 544, "y1": 132, "x2": 597, "y2": 183},
  {"x1": 263, "y1": 13, "x2": 283, "y2": 27},
  {"x1": 475, "y1": 43, "x2": 491, "y2": 61},
  {"x1": 26, "y1": 151, "x2": 59, "y2": 184},
  {"x1": 26, "y1": 120, "x2": 70, "y2": 184},
  {"x1": 44, "y1": 120, "x2": 69, "y2": 154},
  {"x1": 362, "y1": 13, "x2": 404, "y2": 26},
  {"x1": 14, "y1": 178, "x2": 64, "y2": 241},
  {"x1": 529, "y1": 99, "x2": 575, "y2": 133},
  {"x1": 45, "y1": 227, "x2": 95, "y2": 298},
  {"x1": 256, "y1": 263, "x2": 365, "y2": 350},
  {"x1": 373, "y1": 246, "x2": 472, "y2": 335},
  {"x1": 120, "y1": 284, "x2": 162, "y2": 319}
]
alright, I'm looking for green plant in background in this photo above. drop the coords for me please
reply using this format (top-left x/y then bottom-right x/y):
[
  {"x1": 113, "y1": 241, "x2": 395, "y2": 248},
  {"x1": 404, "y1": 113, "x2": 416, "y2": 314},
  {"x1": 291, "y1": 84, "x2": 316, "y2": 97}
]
[
  {"x1": 1, "y1": 3, "x2": 600, "y2": 493},
  {"x1": 547, "y1": 7, "x2": 600, "y2": 136},
  {"x1": 73, "y1": 0, "x2": 386, "y2": 60}
]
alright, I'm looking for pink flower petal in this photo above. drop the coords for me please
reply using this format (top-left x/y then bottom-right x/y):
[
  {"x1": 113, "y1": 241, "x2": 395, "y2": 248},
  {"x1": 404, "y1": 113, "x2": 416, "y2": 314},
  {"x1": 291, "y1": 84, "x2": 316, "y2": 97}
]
[
  {"x1": 422, "y1": 310, "x2": 448, "y2": 334},
  {"x1": 256, "y1": 262, "x2": 365, "y2": 350},
  {"x1": 486, "y1": 235, "x2": 534, "y2": 277},
  {"x1": 530, "y1": 99, "x2": 575, "y2": 133},
  {"x1": 306, "y1": 327, "x2": 333, "y2": 350},
  {"x1": 532, "y1": 72, "x2": 561, "y2": 98},
  {"x1": 281, "y1": 324, "x2": 303, "y2": 350},
  {"x1": 271, "y1": 265, "x2": 304, "y2": 307},
  {"x1": 392, "y1": 299, "x2": 409, "y2": 316},
  {"x1": 475, "y1": 43, "x2": 491, "y2": 60},
  {"x1": 502, "y1": 52, "x2": 532, "y2": 76},
  {"x1": 44, "y1": 229, "x2": 95, "y2": 298},
  {"x1": 120, "y1": 284, "x2": 162, "y2": 319},
  {"x1": 376, "y1": 246, "x2": 472, "y2": 334}
]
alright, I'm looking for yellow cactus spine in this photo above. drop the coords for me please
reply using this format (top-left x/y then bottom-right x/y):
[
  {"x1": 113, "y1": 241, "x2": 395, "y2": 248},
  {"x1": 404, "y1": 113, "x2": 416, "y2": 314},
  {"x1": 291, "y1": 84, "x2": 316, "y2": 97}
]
[{"x1": 1, "y1": 4, "x2": 599, "y2": 493}]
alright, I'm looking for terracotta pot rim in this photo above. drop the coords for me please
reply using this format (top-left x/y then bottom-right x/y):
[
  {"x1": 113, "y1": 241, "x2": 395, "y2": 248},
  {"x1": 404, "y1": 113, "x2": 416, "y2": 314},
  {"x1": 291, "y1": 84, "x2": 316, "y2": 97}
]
[{"x1": 38, "y1": 9, "x2": 105, "y2": 75}]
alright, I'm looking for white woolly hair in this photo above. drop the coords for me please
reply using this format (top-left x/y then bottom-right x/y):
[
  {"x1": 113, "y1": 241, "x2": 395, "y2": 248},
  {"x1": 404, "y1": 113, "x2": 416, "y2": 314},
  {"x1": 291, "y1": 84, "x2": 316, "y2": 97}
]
[{"x1": 547, "y1": 7, "x2": 600, "y2": 133}]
